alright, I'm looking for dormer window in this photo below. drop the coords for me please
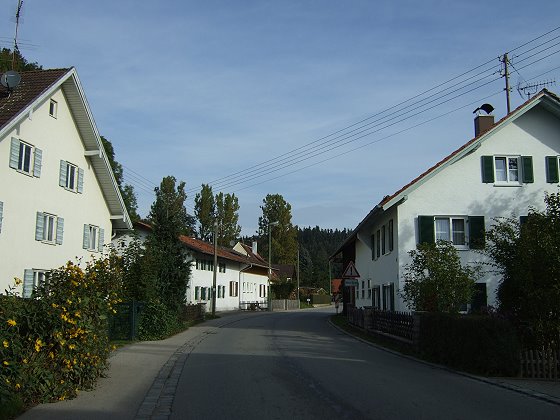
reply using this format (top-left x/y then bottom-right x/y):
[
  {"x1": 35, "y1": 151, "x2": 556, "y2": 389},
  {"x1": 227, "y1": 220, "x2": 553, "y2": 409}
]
[{"x1": 49, "y1": 99, "x2": 58, "y2": 118}]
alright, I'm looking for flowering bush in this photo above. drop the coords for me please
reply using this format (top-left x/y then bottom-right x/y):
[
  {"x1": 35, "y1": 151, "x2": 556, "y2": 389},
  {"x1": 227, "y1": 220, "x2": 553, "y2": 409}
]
[{"x1": 0, "y1": 256, "x2": 122, "y2": 412}]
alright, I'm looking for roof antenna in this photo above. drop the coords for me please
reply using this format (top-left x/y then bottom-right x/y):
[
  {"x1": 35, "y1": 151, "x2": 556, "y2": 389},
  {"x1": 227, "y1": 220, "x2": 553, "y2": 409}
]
[
  {"x1": 12, "y1": 0, "x2": 24, "y2": 71},
  {"x1": 517, "y1": 80, "x2": 556, "y2": 101}
]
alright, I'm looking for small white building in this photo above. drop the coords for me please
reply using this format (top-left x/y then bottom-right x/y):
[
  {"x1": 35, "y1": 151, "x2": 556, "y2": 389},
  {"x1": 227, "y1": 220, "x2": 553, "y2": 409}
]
[
  {"x1": 332, "y1": 89, "x2": 560, "y2": 312},
  {"x1": 181, "y1": 237, "x2": 270, "y2": 311},
  {"x1": 0, "y1": 68, "x2": 132, "y2": 297}
]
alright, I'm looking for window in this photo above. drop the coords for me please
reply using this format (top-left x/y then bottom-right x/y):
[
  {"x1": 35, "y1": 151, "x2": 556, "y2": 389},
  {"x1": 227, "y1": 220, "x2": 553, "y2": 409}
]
[
  {"x1": 371, "y1": 233, "x2": 375, "y2": 260},
  {"x1": 219, "y1": 262, "x2": 226, "y2": 273},
  {"x1": 196, "y1": 259, "x2": 201, "y2": 270},
  {"x1": 382, "y1": 283, "x2": 395, "y2": 311},
  {"x1": 49, "y1": 99, "x2": 58, "y2": 118},
  {"x1": 9, "y1": 138, "x2": 42, "y2": 177},
  {"x1": 372, "y1": 286, "x2": 381, "y2": 309},
  {"x1": 376, "y1": 230, "x2": 381, "y2": 258},
  {"x1": 481, "y1": 155, "x2": 533, "y2": 184},
  {"x1": 388, "y1": 220, "x2": 394, "y2": 252},
  {"x1": 368, "y1": 288, "x2": 372, "y2": 299},
  {"x1": 229, "y1": 281, "x2": 239, "y2": 297},
  {"x1": 195, "y1": 286, "x2": 200, "y2": 300},
  {"x1": 83, "y1": 224, "x2": 104, "y2": 251},
  {"x1": 546, "y1": 156, "x2": 560, "y2": 183},
  {"x1": 36, "y1": 212, "x2": 63, "y2": 245},
  {"x1": 23, "y1": 269, "x2": 49, "y2": 298},
  {"x1": 381, "y1": 225, "x2": 386, "y2": 255},
  {"x1": 201, "y1": 287, "x2": 207, "y2": 300},
  {"x1": 435, "y1": 217, "x2": 466, "y2": 247},
  {"x1": 59, "y1": 161, "x2": 84, "y2": 193},
  {"x1": 419, "y1": 215, "x2": 485, "y2": 249}
]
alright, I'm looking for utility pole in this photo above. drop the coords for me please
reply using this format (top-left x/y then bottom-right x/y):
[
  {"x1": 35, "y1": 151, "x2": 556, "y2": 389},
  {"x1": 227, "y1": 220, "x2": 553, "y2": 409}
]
[
  {"x1": 501, "y1": 53, "x2": 511, "y2": 114},
  {"x1": 297, "y1": 246, "x2": 300, "y2": 309},
  {"x1": 211, "y1": 221, "x2": 218, "y2": 317}
]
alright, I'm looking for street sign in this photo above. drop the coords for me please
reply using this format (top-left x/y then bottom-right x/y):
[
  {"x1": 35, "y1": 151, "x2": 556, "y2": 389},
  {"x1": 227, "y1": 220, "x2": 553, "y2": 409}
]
[
  {"x1": 342, "y1": 261, "x2": 360, "y2": 279},
  {"x1": 345, "y1": 279, "x2": 358, "y2": 287}
]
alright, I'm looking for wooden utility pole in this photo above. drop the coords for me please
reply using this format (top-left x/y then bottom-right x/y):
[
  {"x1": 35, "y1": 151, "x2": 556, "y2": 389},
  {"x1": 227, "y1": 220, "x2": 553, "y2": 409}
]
[
  {"x1": 212, "y1": 221, "x2": 218, "y2": 316},
  {"x1": 502, "y1": 53, "x2": 511, "y2": 114}
]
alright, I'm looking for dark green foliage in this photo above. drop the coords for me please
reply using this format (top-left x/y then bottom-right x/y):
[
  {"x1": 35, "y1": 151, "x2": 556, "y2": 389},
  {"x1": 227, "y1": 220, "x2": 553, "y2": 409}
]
[
  {"x1": 0, "y1": 48, "x2": 42, "y2": 72},
  {"x1": 418, "y1": 313, "x2": 520, "y2": 376},
  {"x1": 310, "y1": 294, "x2": 331, "y2": 305},
  {"x1": 138, "y1": 300, "x2": 184, "y2": 341},
  {"x1": 100, "y1": 136, "x2": 140, "y2": 221},
  {"x1": 401, "y1": 241, "x2": 478, "y2": 313},
  {"x1": 271, "y1": 279, "x2": 296, "y2": 299},
  {"x1": 194, "y1": 184, "x2": 216, "y2": 241},
  {"x1": 486, "y1": 192, "x2": 560, "y2": 347},
  {"x1": 215, "y1": 192, "x2": 241, "y2": 247},
  {"x1": 147, "y1": 176, "x2": 193, "y2": 311},
  {"x1": 297, "y1": 226, "x2": 350, "y2": 289},
  {"x1": 257, "y1": 194, "x2": 298, "y2": 265}
]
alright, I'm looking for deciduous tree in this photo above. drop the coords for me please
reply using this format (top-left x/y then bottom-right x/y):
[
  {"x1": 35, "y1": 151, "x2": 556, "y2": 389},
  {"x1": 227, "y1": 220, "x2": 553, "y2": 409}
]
[
  {"x1": 194, "y1": 184, "x2": 216, "y2": 241},
  {"x1": 215, "y1": 192, "x2": 241, "y2": 246}
]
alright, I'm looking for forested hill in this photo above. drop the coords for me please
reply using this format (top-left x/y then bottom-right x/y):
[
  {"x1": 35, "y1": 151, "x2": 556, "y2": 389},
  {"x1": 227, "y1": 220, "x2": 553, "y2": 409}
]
[{"x1": 298, "y1": 226, "x2": 350, "y2": 290}]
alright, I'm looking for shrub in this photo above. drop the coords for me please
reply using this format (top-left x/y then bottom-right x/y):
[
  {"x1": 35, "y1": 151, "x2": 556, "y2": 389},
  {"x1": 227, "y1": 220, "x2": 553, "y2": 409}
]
[
  {"x1": 0, "y1": 256, "x2": 122, "y2": 409},
  {"x1": 138, "y1": 300, "x2": 184, "y2": 341},
  {"x1": 418, "y1": 312, "x2": 520, "y2": 376}
]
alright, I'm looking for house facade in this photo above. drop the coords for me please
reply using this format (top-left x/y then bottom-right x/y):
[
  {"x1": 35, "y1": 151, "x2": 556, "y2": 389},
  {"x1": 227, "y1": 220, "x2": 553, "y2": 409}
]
[
  {"x1": 332, "y1": 90, "x2": 560, "y2": 312},
  {"x1": 0, "y1": 68, "x2": 132, "y2": 297},
  {"x1": 181, "y1": 237, "x2": 270, "y2": 311}
]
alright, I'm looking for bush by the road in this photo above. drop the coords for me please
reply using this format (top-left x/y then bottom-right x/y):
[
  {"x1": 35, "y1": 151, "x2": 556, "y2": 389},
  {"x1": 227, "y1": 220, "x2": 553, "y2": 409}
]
[{"x1": 418, "y1": 312, "x2": 520, "y2": 376}]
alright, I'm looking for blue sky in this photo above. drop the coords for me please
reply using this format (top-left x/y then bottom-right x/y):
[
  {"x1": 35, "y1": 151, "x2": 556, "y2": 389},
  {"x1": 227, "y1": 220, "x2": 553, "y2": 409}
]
[{"x1": 2, "y1": 1, "x2": 560, "y2": 235}]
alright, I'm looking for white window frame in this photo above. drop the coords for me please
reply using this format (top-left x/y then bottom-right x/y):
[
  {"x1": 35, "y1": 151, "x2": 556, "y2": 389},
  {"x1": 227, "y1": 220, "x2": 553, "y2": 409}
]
[
  {"x1": 65, "y1": 162, "x2": 78, "y2": 192},
  {"x1": 494, "y1": 156, "x2": 521, "y2": 185},
  {"x1": 42, "y1": 213, "x2": 57, "y2": 244},
  {"x1": 33, "y1": 270, "x2": 49, "y2": 289},
  {"x1": 17, "y1": 140, "x2": 35, "y2": 175},
  {"x1": 372, "y1": 286, "x2": 381, "y2": 309},
  {"x1": 434, "y1": 216, "x2": 468, "y2": 249},
  {"x1": 87, "y1": 225, "x2": 99, "y2": 251},
  {"x1": 49, "y1": 99, "x2": 58, "y2": 118}
]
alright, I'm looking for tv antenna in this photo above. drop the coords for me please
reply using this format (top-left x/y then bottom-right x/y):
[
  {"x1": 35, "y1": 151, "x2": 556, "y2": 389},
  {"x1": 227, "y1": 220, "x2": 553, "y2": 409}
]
[
  {"x1": 517, "y1": 80, "x2": 556, "y2": 101},
  {"x1": 12, "y1": 0, "x2": 24, "y2": 70}
]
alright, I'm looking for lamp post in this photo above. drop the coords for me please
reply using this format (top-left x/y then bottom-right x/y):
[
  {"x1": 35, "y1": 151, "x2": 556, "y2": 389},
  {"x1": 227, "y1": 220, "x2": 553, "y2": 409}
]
[{"x1": 268, "y1": 221, "x2": 279, "y2": 311}]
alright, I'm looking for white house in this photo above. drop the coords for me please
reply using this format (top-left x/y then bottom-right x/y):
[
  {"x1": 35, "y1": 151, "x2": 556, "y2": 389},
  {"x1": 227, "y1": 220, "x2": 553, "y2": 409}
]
[
  {"x1": 331, "y1": 89, "x2": 560, "y2": 312},
  {"x1": 0, "y1": 68, "x2": 132, "y2": 297},
  {"x1": 181, "y1": 237, "x2": 271, "y2": 311}
]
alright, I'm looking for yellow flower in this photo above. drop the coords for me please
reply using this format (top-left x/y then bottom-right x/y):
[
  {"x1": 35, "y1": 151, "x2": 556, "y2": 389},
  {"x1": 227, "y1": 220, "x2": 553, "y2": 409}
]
[
  {"x1": 14, "y1": 277, "x2": 22, "y2": 285},
  {"x1": 68, "y1": 344, "x2": 76, "y2": 350},
  {"x1": 23, "y1": 358, "x2": 28, "y2": 364},
  {"x1": 3, "y1": 361, "x2": 9, "y2": 366},
  {"x1": 2, "y1": 340, "x2": 8, "y2": 348},
  {"x1": 15, "y1": 383, "x2": 21, "y2": 390},
  {"x1": 34, "y1": 338, "x2": 44, "y2": 352},
  {"x1": 7, "y1": 319, "x2": 16, "y2": 327}
]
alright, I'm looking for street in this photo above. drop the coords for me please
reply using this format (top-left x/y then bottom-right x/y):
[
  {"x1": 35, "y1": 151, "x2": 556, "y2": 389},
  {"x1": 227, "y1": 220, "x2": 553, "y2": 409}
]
[{"x1": 169, "y1": 308, "x2": 559, "y2": 419}]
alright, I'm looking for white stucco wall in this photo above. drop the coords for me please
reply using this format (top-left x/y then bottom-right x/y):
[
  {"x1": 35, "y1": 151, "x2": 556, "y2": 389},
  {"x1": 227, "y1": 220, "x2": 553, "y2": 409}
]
[
  {"x1": 353, "y1": 105, "x2": 560, "y2": 311},
  {"x1": 0, "y1": 87, "x2": 113, "y2": 295}
]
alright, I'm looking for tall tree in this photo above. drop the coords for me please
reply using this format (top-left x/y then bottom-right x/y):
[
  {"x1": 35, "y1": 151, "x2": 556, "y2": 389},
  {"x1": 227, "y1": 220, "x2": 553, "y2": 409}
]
[
  {"x1": 257, "y1": 194, "x2": 298, "y2": 265},
  {"x1": 101, "y1": 136, "x2": 140, "y2": 221},
  {"x1": 194, "y1": 184, "x2": 216, "y2": 241},
  {"x1": 146, "y1": 176, "x2": 193, "y2": 310},
  {"x1": 215, "y1": 192, "x2": 241, "y2": 246}
]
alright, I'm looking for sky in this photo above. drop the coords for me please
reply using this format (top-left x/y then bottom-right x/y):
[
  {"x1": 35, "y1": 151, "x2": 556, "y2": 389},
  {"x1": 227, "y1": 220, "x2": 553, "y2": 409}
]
[{"x1": 2, "y1": 1, "x2": 560, "y2": 235}]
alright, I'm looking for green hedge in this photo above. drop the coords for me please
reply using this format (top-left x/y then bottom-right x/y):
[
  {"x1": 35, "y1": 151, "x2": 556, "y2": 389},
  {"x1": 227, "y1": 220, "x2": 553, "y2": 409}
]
[
  {"x1": 310, "y1": 294, "x2": 331, "y2": 305},
  {"x1": 418, "y1": 313, "x2": 520, "y2": 376}
]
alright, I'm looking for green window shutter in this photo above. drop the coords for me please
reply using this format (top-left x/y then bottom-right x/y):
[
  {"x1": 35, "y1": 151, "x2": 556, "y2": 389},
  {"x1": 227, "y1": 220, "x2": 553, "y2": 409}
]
[
  {"x1": 546, "y1": 156, "x2": 559, "y2": 183},
  {"x1": 23, "y1": 269, "x2": 34, "y2": 298},
  {"x1": 56, "y1": 217, "x2": 64, "y2": 245},
  {"x1": 35, "y1": 212, "x2": 44, "y2": 241},
  {"x1": 388, "y1": 219, "x2": 394, "y2": 252},
  {"x1": 418, "y1": 216, "x2": 434, "y2": 245},
  {"x1": 77, "y1": 168, "x2": 84, "y2": 193},
  {"x1": 33, "y1": 149, "x2": 42, "y2": 178},
  {"x1": 9, "y1": 138, "x2": 19, "y2": 169},
  {"x1": 0, "y1": 201, "x2": 3, "y2": 234},
  {"x1": 481, "y1": 156, "x2": 494, "y2": 183},
  {"x1": 521, "y1": 156, "x2": 534, "y2": 183},
  {"x1": 195, "y1": 287, "x2": 199, "y2": 300},
  {"x1": 468, "y1": 216, "x2": 485, "y2": 249},
  {"x1": 83, "y1": 224, "x2": 90, "y2": 249},
  {"x1": 98, "y1": 228, "x2": 105, "y2": 252},
  {"x1": 371, "y1": 234, "x2": 375, "y2": 260}
]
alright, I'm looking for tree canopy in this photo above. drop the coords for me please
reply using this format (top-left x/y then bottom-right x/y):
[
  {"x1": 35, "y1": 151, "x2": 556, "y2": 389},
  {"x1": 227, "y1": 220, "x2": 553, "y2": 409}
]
[
  {"x1": 0, "y1": 48, "x2": 41, "y2": 72},
  {"x1": 194, "y1": 184, "x2": 216, "y2": 242}
]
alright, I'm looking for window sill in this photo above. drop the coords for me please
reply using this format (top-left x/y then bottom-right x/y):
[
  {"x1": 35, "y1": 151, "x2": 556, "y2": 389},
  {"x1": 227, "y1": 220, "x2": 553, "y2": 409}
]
[{"x1": 493, "y1": 182, "x2": 522, "y2": 187}]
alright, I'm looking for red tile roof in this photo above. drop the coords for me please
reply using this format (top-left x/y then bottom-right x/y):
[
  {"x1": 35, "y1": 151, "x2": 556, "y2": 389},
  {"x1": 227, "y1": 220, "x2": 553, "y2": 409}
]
[
  {"x1": 0, "y1": 68, "x2": 70, "y2": 129},
  {"x1": 179, "y1": 236, "x2": 269, "y2": 268}
]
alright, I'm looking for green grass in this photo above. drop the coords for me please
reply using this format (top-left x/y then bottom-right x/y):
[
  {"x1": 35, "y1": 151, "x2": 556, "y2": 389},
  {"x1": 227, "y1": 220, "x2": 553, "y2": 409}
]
[
  {"x1": 0, "y1": 396, "x2": 24, "y2": 420},
  {"x1": 330, "y1": 314, "x2": 417, "y2": 357}
]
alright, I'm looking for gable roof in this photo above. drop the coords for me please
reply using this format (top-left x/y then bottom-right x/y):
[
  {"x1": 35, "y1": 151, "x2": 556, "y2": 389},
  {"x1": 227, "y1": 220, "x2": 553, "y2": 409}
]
[
  {"x1": 179, "y1": 236, "x2": 270, "y2": 269},
  {"x1": 0, "y1": 68, "x2": 132, "y2": 230},
  {"x1": 331, "y1": 89, "x2": 560, "y2": 258}
]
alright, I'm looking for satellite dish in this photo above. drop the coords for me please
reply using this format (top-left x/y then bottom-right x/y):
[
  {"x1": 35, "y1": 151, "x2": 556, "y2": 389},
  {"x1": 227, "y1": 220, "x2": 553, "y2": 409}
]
[{"x1": 1, "y1": 70, "x2": 21, "y2": 89}]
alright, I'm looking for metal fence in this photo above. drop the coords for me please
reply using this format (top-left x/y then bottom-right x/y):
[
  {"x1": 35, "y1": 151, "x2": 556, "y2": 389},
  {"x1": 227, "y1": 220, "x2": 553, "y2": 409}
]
[
  {"x1": 109, "y1": 300, "x2": 145, "y2": 341},
  {"x1": 347, "y1": 306, "x2": 415, "y2": 344}
]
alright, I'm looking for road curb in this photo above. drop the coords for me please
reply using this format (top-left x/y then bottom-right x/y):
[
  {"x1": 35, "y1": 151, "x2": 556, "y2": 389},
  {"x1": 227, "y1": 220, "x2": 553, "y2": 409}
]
[{"x1": 327, "y1": 317, "x2": 560, "y2": 407}]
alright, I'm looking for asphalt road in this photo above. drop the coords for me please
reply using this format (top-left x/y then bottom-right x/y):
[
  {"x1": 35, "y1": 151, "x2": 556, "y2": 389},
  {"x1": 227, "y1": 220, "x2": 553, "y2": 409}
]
[{"x1": 171, "y1": 308, "x2": 559, "y2": 420}]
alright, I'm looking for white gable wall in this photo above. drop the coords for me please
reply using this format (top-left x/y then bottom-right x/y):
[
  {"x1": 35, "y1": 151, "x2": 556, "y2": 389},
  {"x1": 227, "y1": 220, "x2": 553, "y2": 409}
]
[{"x1": 0, "y1": 87, "x2": 112, "y2": 295}]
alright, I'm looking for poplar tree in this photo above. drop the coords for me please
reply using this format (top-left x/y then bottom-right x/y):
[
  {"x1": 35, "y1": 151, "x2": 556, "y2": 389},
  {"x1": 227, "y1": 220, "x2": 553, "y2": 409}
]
[
  {"x1": 215, "y1": 192, "x2": 241, "y2": 246},
  {"x1": 257, "y1": 194, "x2": 298, "y2": 265},
  {"x1": 194, "y1": 184, "x2": 216, "y2": 241}
]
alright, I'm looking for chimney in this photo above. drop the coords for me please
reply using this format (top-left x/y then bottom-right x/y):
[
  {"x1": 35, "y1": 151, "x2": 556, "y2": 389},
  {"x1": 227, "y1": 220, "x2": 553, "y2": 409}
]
[
  {"x1": 252, "y1": 241, "x2": 258, "y2": 254},
  {"x1": 473, "y1": 103, "x2": 495, "y2": 137}
]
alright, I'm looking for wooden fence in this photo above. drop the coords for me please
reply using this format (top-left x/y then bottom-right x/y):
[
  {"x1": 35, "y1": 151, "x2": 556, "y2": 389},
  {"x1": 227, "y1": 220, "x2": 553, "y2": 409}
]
[
  {"x1": 346, "y1": 306, "x2": 415, "y2": 344},
  {"x1": 520, "y1": 346, "x2": 560, "y2": 379}
]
